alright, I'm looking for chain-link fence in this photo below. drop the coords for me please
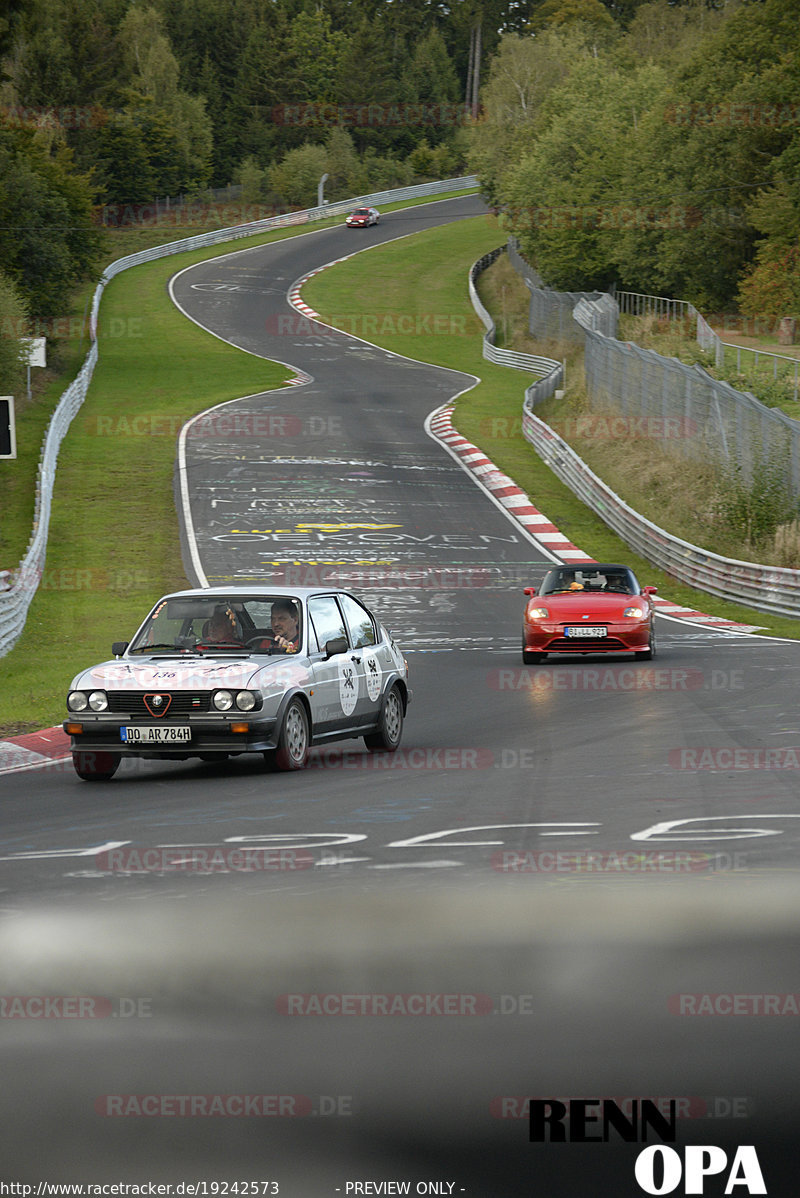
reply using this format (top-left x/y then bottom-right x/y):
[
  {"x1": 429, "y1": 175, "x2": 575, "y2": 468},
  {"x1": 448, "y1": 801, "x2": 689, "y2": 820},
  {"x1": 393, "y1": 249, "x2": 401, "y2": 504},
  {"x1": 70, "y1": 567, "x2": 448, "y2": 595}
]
[
  {"x1": 507, "y1": 239, "x2": 613, "y2": 344},
  {"x1": 618, "y1": 290, "x2": 800, "y2": 399},
  {"x1": 507, "y1": 240, "x2": 800, "y2": 500}
]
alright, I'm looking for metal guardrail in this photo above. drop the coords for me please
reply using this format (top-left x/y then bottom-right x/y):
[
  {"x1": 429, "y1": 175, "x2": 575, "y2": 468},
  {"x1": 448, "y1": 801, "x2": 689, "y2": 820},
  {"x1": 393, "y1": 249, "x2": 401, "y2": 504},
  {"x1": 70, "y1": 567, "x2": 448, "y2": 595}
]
[
  {"x1": 487, "y1": 242, "x2": 800, "y2": 619},
  {"x1": 469, "y1": 247, "x2": 563, "y2": 391},
  {"x1": 0, "y1": 176, "x2": 480, "y2": 658},
  {"x1": 520, "y1": 407, "x2": 800, "y2": 619}
]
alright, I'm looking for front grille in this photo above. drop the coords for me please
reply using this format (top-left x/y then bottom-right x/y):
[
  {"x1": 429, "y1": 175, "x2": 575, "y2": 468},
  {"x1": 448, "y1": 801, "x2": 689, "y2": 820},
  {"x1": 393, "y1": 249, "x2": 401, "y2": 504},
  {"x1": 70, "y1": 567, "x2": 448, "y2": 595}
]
[
  {"x1": 547, "y1": 637, "x2": 627, "y2": 650},
  {"x1": 107, "y1": 691, "x2": 211, "y2": 716}
]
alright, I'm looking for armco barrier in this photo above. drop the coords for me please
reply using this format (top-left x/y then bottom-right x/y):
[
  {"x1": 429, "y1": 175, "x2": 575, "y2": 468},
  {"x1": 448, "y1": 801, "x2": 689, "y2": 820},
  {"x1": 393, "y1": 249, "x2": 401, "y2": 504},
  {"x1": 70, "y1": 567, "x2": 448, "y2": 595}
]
[
  {"x1": 485, "y1": 245, "x2": 800, "y2": 619},
  {"x1": 0, "y1": 176, "x2": 479, "y2": 659},
  {"x1": 469, "y1": 247, "x2": 563, "y2": 393},
  {"x1": 520, "y1": 406, "x2": 800, "y2": 619}
]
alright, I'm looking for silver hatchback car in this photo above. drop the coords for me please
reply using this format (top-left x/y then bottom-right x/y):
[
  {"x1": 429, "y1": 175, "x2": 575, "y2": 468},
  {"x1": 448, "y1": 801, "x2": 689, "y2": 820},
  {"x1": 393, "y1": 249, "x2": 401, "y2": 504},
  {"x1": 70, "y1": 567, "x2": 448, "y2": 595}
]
[{"x1": 64, "y1": 586, "x2": 410, "y2": 780}]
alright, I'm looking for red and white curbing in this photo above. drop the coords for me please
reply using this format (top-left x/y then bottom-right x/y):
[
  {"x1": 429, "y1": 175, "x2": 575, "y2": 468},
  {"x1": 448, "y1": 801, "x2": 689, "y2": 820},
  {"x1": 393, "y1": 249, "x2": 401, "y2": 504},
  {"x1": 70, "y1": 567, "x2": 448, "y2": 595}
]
[
  {"x1": 0, "y1": 725, "x2": 70, "y2": 774},
  {"x1": 428, "y1": 405, "x2": 763, "y2": 633},
  {"x1": 287, "y1": 255, "x2": 354, "y2": 323},
  {"x1": 428, "y1": 407, "x2": 591, "y2": 564}
]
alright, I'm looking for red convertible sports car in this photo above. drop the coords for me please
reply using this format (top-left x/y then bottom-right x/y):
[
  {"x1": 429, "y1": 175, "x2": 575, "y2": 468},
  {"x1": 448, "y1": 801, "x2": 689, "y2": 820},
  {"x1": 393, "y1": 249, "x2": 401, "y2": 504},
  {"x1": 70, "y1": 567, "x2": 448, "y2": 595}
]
[{"x1": 522, "y1": 563, "x2": 657, "y2": 664}]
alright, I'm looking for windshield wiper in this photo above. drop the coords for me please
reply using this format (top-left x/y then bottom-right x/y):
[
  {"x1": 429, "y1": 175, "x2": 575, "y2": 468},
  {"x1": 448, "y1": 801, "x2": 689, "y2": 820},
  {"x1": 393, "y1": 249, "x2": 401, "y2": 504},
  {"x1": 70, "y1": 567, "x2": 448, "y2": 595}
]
[{"x1": 129, "y1": 644, "x2": 192, "y2": 654}]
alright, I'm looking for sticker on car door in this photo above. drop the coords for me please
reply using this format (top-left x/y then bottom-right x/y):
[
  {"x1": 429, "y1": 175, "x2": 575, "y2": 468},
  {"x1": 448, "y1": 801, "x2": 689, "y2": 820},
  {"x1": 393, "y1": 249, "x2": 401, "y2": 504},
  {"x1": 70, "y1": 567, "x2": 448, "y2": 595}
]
[
  {"x1": 338, "y1": 659, "x2": 359, "y2": 715},
  {"x1": 364, "y1": 653, "x2": 381, "y2": 702}
]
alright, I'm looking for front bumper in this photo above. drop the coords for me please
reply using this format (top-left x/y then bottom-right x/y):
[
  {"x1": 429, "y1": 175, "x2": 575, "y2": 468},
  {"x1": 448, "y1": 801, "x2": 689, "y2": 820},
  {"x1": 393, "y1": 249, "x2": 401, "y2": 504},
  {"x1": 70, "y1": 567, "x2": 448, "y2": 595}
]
[
  {"x1": 524, "y1": 621, "x2": 651, "y2": 655},
  {"x1": 63, "y1": 716, "x2": 279, "y2": 757}
]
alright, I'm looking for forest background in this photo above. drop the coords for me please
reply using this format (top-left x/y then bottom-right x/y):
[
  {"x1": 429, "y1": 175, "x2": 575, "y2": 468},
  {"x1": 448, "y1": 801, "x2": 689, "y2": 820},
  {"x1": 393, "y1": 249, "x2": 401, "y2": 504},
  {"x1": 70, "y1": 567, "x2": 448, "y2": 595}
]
[{"x1": 0, "y1": 0, "x2": 799, "y2": 391}]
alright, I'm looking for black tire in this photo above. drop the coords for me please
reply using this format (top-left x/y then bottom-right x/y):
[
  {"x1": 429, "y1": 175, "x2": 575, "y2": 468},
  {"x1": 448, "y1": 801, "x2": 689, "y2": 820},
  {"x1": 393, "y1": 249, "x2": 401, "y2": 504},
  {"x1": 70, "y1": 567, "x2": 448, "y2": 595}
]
[
  {"x1": 72, "y1": 751, "x2": 121, "y2": 782},
  {"x1": 635, "y1": 627, "x2": 656, "y2": 661},
  {"x1": 364, "y1": 684, "x2": 404, "y2": 752},
  {"x1": 274, "y1": 699, "x2": 310, "y2": 771}
]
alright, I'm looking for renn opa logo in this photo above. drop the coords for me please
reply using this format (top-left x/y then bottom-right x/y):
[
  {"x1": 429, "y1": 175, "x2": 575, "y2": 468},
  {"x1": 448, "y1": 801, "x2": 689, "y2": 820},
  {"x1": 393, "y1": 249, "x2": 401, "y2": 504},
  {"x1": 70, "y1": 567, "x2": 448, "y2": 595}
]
[{"x1": 529, "y1": 1100, "x2": 766, "y2": 1194}]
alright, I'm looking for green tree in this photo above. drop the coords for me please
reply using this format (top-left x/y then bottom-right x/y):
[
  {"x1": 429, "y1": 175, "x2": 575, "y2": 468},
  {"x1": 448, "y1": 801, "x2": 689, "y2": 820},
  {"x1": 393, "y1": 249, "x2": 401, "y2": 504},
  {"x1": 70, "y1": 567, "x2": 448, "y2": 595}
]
[
  {"x1": 0, "y1": 119, "x2": 100, "y2": 319},
  {"x1": 324, "y1": 127, "x2": 360, "y2": 197},
  {"x1": 90, "y1": 117, "x2": 157, "y2": 203},
  {"x1": 114, "y1": 3, "x2": 213, "y2": 193},
  {"x1": 468, "y1": 29, "x2": 579, "y2": 207},
  {"x1": 527, "y1": 0, "x2": 615, "y2": 36},
  {"x1": 0, "y1": 269, "x2": 30, "y2": 397},
  {"x1": 286, "y1": 10, "x2": 350, "y2": 103},
  {"x1": 269, "y1": 142, "x2": 328, "y2": 206},
  {"x1": 504, "y1": 56, "x2": 660, "y2": 290}
]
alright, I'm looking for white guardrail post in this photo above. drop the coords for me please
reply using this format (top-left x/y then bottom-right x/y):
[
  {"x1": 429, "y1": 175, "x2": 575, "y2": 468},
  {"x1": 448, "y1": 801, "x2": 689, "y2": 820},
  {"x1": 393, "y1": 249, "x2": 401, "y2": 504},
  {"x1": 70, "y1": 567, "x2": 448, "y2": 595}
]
[{"x1": 0, "y1": 177, "x2": 479, "y2": 658}]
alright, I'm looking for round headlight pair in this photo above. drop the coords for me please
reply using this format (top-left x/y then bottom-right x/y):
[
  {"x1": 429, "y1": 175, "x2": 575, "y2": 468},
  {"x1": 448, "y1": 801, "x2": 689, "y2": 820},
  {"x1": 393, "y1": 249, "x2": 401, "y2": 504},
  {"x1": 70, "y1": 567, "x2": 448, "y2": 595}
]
[
  {"x1": 212, "y1": 689, "x2": 256, "y2": 712},
  {"x1": 68, "y1": 691, "x2": 108, "y2": 712}
]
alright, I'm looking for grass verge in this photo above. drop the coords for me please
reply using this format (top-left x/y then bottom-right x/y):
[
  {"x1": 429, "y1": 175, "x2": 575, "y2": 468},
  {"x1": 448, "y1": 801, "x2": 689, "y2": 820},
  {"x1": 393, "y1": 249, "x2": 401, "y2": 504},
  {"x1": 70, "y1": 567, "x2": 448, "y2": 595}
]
[{"x1": 303, "y1": 221, "x2": 800, "y2": 641}]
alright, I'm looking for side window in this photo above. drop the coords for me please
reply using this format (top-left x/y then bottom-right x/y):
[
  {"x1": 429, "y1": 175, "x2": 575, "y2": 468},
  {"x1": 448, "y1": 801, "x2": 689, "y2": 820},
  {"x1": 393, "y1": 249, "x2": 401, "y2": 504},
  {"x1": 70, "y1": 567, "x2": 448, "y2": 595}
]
[
  {"x1": 339, "y1": 594, "x2": 377, "y2": 648},
  {"x1": 308, "y1": 596, "x2": 347, "y2": 653}
]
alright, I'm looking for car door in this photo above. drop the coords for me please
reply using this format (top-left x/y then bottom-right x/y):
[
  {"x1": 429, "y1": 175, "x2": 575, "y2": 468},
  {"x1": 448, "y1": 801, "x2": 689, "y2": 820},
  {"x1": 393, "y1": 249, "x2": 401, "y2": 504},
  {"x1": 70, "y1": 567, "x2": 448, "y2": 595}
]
[
  {"x1": 337, "y1": 593, "x2": 381, "y2": 724},
  {"x1": 306, "y1": 595, "x2": 356, "y2": 734}
]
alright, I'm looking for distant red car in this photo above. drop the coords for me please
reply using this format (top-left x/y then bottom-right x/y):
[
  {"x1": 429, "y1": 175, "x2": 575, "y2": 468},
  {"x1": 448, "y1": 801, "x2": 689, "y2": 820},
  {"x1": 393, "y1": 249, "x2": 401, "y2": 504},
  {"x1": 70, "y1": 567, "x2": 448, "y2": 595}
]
[
  {"x1": 522, "y1": 563, "x2": 657, "y2": 664},
  {"x1": 345, "y1": 206, "x2": 380, "y2": 227}
]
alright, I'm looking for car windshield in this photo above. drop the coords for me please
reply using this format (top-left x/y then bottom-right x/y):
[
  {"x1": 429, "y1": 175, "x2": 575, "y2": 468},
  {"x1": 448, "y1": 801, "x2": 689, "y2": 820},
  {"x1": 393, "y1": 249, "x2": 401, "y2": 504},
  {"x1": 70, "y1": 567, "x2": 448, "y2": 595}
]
[
  {"x1": 127, "y1": 595, "x2": 303, "y2": 655},
  {"x1": 540, "y1": 567, "x2": 637, "y2": 595}
]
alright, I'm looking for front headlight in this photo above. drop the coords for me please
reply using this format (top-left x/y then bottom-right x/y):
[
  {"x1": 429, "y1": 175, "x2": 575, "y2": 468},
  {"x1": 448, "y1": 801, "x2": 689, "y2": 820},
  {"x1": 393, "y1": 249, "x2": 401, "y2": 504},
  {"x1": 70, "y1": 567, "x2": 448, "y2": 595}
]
[
  {"x1": 213, "y1": 690, "x2": 234, "y2": 712},
  {"x1": 235, "y1": 690, "x2": 256, "y2": 711},
  {"x1": 528, "y1": 606, "x2": 549, "y2": 619},
  {"x1": 68, "y1": 691, "x2": 88, "y2": 711},
  {"x1": 88, "y1": 691, "x2": 108, "y2": 712},
  {"x1": 623, "y1": 606, "x2": 645, "y2": 618}
]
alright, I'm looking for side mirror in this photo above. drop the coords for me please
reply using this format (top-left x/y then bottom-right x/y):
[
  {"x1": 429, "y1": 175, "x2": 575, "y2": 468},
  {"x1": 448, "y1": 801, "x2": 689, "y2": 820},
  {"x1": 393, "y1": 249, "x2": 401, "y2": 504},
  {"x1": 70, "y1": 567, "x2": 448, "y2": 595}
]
[
  {"x1": 324, "y1": 636, "x2": 348, "y2": 659},
  {"x1": 642, "y1": 586, "x2": 658, "y2": 596},
  {"x1": 112, "y1": 641, "x2": 129, "y2": 657},
  {"x1": 524, "y1": 587, "x2": 535, "y2": 596}
]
